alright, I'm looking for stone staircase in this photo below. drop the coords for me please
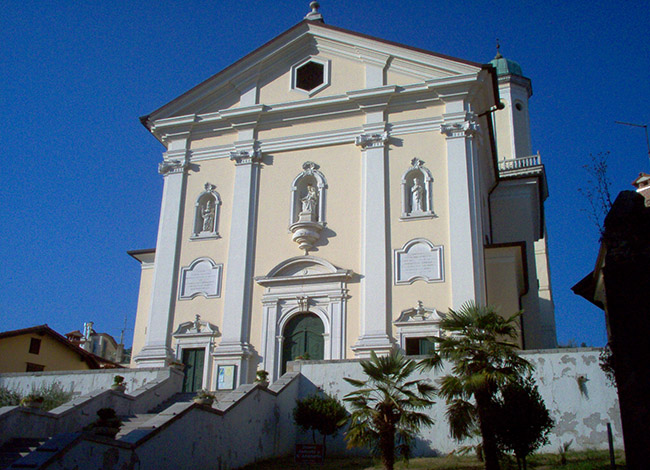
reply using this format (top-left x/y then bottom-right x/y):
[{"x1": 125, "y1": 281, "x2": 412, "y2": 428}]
[
  {"x1": 2, "y1": 390, "x2": 242, "y2": 468},
  {"x1": 0, "y1": 438, "x2": 47, "y2": 469}
]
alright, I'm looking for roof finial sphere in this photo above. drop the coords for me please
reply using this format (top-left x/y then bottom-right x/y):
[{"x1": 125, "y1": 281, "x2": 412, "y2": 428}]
[{"x1": 305, "y1": 1, "x2": 324, "y2": 22}]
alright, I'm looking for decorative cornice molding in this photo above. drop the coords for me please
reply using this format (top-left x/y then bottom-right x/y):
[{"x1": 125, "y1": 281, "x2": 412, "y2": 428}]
[
  {"x1": 158, "y1": 158, "x2": 188, "y2": 176},
  {"x1": 229, "y1": 149, "x2": 261, "y2": 165},
  {"x1": 355, "y1": 131, "x2": 389, "y2": 149}
]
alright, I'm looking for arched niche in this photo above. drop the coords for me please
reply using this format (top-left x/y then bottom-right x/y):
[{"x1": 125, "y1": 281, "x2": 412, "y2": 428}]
[
  {"x1": 401, "y1": 158, "x2": 435, "y2": 220},
  {"x1": 290, "y1": 162, "x2": 327, "y2": 226},
  {"x1": 255, "y1": 255, "x2": 351, "y2": 381},
  {"x1": 192, "y1": 183, "x2": 221, "y2": 239}
]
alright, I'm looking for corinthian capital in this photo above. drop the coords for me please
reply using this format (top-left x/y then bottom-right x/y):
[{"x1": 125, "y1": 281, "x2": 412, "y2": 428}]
[
  {"x1": 440, "y1": 114, "x2": 479, "y2": 138},
  {"x1": 158, "y1": 159, "x2": 188, "y2": 176},
  {"x1": 229, "y1": 150, "x2": 261, "y2": 165},
  {"x1": 355, "y1": 132, "x2": 389, "y2": 149}
]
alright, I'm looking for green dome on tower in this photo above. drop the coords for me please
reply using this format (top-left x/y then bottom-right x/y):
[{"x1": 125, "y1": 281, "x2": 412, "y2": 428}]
[{"x1": 489, "y1": 52, "x2": 523, "y2": 77}]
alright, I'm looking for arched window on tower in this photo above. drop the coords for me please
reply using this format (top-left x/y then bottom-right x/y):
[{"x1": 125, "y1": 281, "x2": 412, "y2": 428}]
[
  {"x1": 192, "y1": 183, "x2": 221, "y2": 239},
  {"x1": 401, "y1": 158, "x2": 435, "y2": 220},
  {"x1": 290, "y1": 161, "x2": 327, "y2": 226}
]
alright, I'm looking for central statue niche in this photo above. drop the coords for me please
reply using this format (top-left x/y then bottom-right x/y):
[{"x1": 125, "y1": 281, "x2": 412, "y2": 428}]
[{"x1": 289, "y1": 162, "x2": 327, "y2": 253}]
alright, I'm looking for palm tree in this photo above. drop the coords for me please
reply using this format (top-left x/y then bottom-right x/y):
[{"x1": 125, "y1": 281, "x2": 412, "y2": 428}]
[
  {"x1": 344, "y1": 350, "x2": 436, "y2": 470},
  {"x1": 419, "y1": 301, "x2": 531, "y2": 470}
]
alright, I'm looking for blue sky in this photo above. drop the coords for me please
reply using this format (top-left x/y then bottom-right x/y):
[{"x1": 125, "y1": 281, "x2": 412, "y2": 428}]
[{"x1": 1, "y1": 1, "x2": 648, "y2": 348}]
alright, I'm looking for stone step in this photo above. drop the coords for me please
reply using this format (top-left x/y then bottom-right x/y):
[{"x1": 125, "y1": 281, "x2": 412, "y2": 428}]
[
  {"x1": 147, "y1": 392, "x2": 195, "y2": 414},
  {"x1": 0, "y1": 438, "x2": 46, "y2": 470},
  {"x1": 116, "y1": 414, "x2": 157, "y2": 439}
]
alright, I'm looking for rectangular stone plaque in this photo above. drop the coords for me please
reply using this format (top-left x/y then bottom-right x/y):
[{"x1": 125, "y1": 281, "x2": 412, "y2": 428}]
[
  {"x1": 394, "y1": 239, "x2": 443, "y2": 285},
  {"x1": 179, "y1": 258, "x2": 222, "y2": 299}
]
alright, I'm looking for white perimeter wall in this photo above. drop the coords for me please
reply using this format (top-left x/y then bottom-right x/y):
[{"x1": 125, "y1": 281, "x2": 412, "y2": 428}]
[
  {"x1": 0, "y1": 367, "x2": 171, "y2": 396},
  {"x1": 294, "y1": 348, "x2": 622, "y2": 456}
]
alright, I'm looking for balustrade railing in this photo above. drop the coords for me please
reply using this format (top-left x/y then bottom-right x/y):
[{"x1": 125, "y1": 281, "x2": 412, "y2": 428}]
[{"x1": 498, "y1": 152, "x2": 542, "y2": 172}]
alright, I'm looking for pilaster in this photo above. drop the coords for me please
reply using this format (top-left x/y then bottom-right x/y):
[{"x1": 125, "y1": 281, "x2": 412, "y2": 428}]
[
  {"x1": 135, "y1": 142, "x2": 189, "y2": 368},
  {"x1": 212, "y1": 147, "x2": 261, "y2": 387},
  {"x1": 441, "y1": 109, "x2": 486, "y2": 308},
  {"x1": 351, "y1": 130, "x2": 394, "y2": 357}
]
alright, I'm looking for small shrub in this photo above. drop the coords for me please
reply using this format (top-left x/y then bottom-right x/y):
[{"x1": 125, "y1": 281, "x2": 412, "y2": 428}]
[
  {"x1": 491, "y1": 376, "x2": 554, "y2": 470},
  {"x1": 294, "y1": 393, "x2": 348, "y2": 455},
  {"x1": 37, "y1": 383, "x2": 74, "y2": 411},
  {"x1": 599, "y1": 344, "x2": 616, "y2": 387},
  {"x1": 0, "y1": 387, "x2": 22, "y2": 407},
  {"x1": 0, "y1": 383, "x2": 72, "y2": 411}
]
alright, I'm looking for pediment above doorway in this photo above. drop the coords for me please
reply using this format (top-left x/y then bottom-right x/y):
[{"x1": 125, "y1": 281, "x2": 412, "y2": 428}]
[{"x1": 255, "y1": 255, "x2": 351, "y2": 287}]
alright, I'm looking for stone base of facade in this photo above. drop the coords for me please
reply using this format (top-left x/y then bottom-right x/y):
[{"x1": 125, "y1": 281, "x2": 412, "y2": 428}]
[
  {"x1": 351, "y1": 334, "x2": 395, "y2": 358},
  {"x1": 133, "y1": 344, "x2": 175, "y2": 368},
  {"x1": 212, "y1": 341, "x2": 257, "y2": 389}
]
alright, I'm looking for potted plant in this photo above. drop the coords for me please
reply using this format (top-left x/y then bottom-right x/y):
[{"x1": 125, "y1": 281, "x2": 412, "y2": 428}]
[
  {"x1": 255, "y1": 370, "x2": 270, "y2": 387},
  {"x1": 110, "y1": 375, "x2": 126, "y2": 392},
  {"x1": 193, "y1": 389, "x2": 215, "y2": 406},
  {"x1": 89, "y1": 407, "x2": 122, "y2": 438},
  {"x1": 20, "y1": 393, "x2": 45, "y2": 409}
]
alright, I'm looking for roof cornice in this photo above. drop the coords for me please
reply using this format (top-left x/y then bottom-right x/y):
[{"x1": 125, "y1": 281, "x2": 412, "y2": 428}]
[{"x1": 142, "y1": 20, "x2": 485, "y2": 132}]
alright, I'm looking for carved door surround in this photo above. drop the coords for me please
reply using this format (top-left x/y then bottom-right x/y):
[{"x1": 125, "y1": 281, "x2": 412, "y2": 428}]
[{"x1": 255, "y1": 256, "x2": 351, "y2": 381}]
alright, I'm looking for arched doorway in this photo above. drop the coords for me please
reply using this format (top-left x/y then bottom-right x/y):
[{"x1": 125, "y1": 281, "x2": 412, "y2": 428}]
[{"x1": 281, "y1": 313, "x2": 324, "y2": 374}]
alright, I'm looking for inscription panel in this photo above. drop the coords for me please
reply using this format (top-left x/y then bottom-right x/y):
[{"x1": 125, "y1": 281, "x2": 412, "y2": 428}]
[
  {"x1": 394, "y1": 238, "x2": 444, "y2": 285},
  {"x1": 179, "y1": 258, "x2": 222, "y2": 299}
]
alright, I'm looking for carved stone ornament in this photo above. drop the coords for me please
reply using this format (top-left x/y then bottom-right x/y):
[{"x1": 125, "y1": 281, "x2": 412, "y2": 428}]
[
  {"x1": 158, "y1": 159, "x2": 188, "y2": 175},
  {"x1": 440, "y1": 115, "x2": 478, "y2": 138},
  {"x1": 229, "y1": 150, "x2": 261, "y2": 165},
  {"x1": 302, "y1": 161, "x2": 319, "y2": 174},
  {"x1": 172, "y1": 316, "x2": 220, "y2": 337},
  {"x1": 394, "y1": 301, "x2": 441, "y2": 324},
  {"x1": 410, "y1": 158, "x2": 424, "y2": 168},
  {"x1": 355, "y1": 132, "x2": 389, "y2": 149},
  {"x1": 290, "y1": 209, "x2": 323, "y2": 254},
  {"x1": 297, "y1": 296, "x2": 310, "y2": 312}
]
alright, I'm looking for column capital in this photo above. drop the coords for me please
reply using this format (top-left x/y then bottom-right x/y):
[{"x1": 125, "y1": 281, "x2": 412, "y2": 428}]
[
  {"x1": 229, "y1": 150, "x2": 262, "y2": 166},
  {"x1": 440, "y1": 113, "x2": 478, "y2": 138},
  {"x1": 158, "y1": 158, "x2": 188, "y2": 176},
  {"x1": 355, "y1": 131, "x2": 389, "y2": 150}
]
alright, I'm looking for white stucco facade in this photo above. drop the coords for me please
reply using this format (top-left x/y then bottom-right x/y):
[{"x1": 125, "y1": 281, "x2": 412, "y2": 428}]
[{"x1": 129, "y1": 16, "x2": 557, "y2": 389}]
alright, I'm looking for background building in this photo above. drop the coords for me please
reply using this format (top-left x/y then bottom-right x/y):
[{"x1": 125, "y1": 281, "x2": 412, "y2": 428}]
[{"x1": 0, "y1": 325, "x2": 118, "y2": 372}]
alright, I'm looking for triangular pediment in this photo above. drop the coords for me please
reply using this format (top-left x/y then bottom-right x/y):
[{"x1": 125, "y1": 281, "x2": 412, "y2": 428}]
[{"x1": 144, "y1": 21, "x2": 484, "y2": 124}]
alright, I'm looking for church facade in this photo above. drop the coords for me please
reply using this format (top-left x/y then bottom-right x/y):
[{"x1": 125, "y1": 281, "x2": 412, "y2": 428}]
[{"x1": 129, "y1": 8, "x2": 556, "y2": 391}]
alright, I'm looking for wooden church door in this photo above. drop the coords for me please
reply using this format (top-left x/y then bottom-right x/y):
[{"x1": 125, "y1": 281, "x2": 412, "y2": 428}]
[{"x1": 281, "y1": 313, "x2": 324, "y2": 374}]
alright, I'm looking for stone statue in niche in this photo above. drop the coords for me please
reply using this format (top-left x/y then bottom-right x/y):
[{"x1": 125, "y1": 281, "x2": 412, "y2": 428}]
[
  {"x1": 201, "y1": 200, "x2": 215, "y2": 232},
  {"x1": 301, "y1": 184, "x2": 319, "y2": 215},
  {"x1": 411, "y1": 178, "x2": 424, "y2": 213}
]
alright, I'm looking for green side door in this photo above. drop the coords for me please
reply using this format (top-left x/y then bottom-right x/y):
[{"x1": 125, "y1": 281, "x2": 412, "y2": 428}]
[{"x1": 181, "y1": 348, "x2": 205, "y2": 392}]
